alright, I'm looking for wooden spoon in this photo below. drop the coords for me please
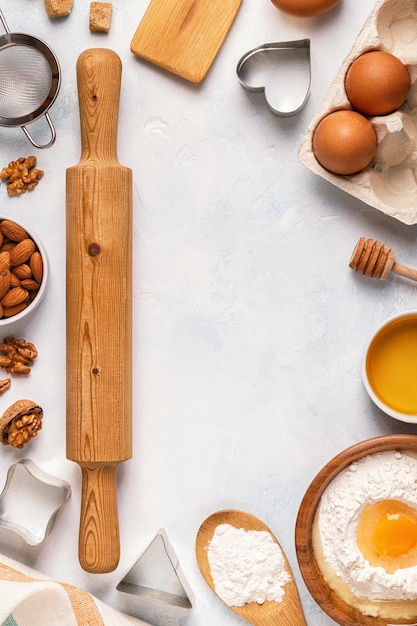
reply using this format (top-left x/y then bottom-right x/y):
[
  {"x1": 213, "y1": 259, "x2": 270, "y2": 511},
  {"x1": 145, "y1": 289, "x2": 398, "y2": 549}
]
[
  {"x1": 349, "y1": 237, "x2": 417, "y2": 281},
  {"x1": 196, "y1": 509, "x2": 306, "y2": 626}
]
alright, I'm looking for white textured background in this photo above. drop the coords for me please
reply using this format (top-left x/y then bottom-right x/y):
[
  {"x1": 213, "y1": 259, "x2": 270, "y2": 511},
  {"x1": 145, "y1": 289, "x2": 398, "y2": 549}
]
[{"x1": 0, "y1": 0, "x2": 416, "y2": 625}]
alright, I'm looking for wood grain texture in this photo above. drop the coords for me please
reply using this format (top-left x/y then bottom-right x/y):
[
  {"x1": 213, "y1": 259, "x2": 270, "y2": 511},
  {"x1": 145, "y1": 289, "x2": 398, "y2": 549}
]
[
  {"x1": 295, "y1": 434, "x2": 417, "y2": 626},
  {"x1": 349, "y1": 237, "x2": 417, "y2": 282},
  {"x1": 196, "y1": 510, "x2": 306, "y2": 626},
  {"x1": 66, "y1": 48, "x2": 132, "y2": 573},
  {"x1": 130, "y1": 0, "x2": 242, "y2": 83}
]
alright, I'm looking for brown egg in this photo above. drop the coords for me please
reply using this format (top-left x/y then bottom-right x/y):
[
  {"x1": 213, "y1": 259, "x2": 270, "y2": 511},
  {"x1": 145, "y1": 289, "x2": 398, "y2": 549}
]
[
  {"x1": 270, "y1": 0, "x2": 341, "y2": 17},
  {"x1": 345, "y1": 51, "x2": 410, "y2": 116},
  {"x1": 312, "y1": 110, "x2": 377, "y2": 176}
]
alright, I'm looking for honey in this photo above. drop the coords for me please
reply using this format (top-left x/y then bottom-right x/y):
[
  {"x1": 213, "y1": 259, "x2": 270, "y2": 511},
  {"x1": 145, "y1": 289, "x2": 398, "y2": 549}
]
[{"x1": 366, "y1": 315, "x2": 417, "y2": 416}]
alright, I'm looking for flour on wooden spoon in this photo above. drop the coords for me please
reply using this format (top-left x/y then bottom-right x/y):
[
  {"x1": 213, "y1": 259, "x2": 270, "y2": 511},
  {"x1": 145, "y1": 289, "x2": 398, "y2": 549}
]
[{"x1": 207, "y1": 523, "x2": 291, "y2": 607}]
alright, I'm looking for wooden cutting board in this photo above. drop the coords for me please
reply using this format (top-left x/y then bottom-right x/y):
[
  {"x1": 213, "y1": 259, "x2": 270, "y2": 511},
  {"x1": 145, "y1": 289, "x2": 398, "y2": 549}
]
[{"x1": 130, "y1": 0, "x2": 242, "y2": 83}]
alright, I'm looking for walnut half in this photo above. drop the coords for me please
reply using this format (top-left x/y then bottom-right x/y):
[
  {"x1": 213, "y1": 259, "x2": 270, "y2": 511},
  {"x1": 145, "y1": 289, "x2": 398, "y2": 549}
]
[
  {"x1": 0, "y1": 156, "x2": 43, "y2": 196},
  {"x1": 0, "y1": 378, "x2": 11, "y2": 395},
  {"x1": 0, "y1": 337, "x2": 38, "y2": 376},
  {"x1": 0, "y1": 399, "x2": 43, "y2": 448}
]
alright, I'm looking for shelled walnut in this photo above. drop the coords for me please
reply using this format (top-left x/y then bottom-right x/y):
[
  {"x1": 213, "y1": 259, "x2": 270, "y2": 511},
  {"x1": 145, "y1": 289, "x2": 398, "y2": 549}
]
[
  {"x1": 0, "y1": 379, "x2": 11, "y2": 395},
  {"x1": 0, "y1": 400, "x2": 43, "y2": 448},
  {"x1": 0, "y1": 156, "x2": 44, "y2": 196},
  {"x1": 0, "y1": 337, "x2": 38, "y2": 376}
]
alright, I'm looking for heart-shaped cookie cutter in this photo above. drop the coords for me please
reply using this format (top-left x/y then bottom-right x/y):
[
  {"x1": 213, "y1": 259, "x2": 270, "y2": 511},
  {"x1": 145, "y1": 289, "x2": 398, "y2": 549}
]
[{"x1": 237, "y1": 39, "x2": 311, "y2": 116}]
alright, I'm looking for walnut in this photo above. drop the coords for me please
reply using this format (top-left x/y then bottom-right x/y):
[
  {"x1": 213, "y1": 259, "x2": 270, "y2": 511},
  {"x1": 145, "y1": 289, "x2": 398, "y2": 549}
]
[
  {"x1": 0, "y1": 157, "x2": 44, "y2": 196},
  {"x1": 0, "y1": 399, "x2": 43, "y2": 448},
  {"x1": 0, "y1": 379, "x2": 11, "y2": 395},
  {"x1": 0, "y1": 337, "x2": 38, "y2": 376}
]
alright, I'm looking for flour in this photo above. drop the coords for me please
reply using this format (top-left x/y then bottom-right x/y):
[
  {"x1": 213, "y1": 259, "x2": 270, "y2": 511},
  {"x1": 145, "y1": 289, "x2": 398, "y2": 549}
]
[
  {"x1": 207, "y1": 523, "x2": 291, "y2": 607},
  {"x1": 316, "y1": 450, "x2": 417, "y2": 601}
]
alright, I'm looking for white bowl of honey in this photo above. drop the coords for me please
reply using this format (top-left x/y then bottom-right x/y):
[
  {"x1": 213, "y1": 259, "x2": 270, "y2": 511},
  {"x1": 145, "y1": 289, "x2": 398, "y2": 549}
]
[{"x1": 363, "y1": 311, "x2": 417, "y2": 422}]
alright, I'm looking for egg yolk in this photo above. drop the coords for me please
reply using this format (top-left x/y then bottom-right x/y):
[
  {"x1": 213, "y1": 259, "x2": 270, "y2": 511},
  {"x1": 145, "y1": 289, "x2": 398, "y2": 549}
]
[{"x1": 357, "y1": 500, "x2": 417, "y2": 574}]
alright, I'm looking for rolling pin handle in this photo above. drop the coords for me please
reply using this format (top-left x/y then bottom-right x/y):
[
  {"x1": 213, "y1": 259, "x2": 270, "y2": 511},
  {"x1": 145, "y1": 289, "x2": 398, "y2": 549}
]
[
  {"x1": 78, "y1": 462, "x2": 120, "y2": 574},
  {"x1": 76, "y1": 48, "x2": 122, "y2": 162}
]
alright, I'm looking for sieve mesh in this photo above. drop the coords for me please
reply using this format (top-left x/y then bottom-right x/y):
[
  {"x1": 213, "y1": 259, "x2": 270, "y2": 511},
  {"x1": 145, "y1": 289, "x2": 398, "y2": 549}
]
[{"x1": 0, "y1": 45, "x2": 52, "y2": 119}]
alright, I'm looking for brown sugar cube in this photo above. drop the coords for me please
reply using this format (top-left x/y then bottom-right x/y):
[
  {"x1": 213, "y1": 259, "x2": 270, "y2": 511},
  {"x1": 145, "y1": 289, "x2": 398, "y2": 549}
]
[
  {"x1": 44, "y1": 0, "x2": 73, "y2": 17},
  {"x1": 89, "y1": 2, "x2": 113, "y2": 32}
]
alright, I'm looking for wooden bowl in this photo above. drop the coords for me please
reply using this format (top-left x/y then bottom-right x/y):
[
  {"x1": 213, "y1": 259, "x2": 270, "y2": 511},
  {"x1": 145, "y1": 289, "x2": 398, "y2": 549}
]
[{"x1": 295, "y1": 434, "x2": 417, "y2": 626}]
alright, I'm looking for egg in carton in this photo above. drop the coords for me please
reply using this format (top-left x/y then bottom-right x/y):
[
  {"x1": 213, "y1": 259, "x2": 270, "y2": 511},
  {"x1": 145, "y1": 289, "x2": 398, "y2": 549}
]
[{"x1": 299, "y1": 0, "x2": 417, "y2": 225}]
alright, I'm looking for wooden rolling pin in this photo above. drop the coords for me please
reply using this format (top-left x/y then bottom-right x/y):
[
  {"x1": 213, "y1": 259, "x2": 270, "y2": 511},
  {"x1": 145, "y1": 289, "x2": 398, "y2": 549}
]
[
  {"x1": 349, "y1": 237, "x2": 417, "y2": 282},
  {"x1": 66, "y1": 48, "x2": 132, "y2": 574}
]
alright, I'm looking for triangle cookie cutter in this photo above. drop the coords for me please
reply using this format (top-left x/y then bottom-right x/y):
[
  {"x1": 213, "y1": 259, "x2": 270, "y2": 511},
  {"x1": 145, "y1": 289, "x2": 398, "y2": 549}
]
[{"x1": 117, "y1": 528, "x2": 194, "y2": 610}]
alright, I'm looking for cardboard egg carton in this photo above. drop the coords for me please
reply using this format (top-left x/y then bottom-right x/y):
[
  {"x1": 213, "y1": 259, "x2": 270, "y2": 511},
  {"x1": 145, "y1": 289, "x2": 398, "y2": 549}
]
[{"x1": 299, "y1": 0, "x2": 417, "y2": 225}]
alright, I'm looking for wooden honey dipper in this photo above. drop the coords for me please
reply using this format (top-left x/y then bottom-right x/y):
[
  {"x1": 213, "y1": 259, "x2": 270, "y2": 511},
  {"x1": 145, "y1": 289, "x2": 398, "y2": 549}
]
[{"x1": 349, "y1": 237, "x2": 417, "y2": 281}]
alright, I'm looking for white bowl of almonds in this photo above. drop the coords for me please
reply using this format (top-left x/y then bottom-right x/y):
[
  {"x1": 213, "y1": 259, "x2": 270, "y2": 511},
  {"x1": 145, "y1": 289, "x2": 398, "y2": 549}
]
[{"x1": 0, "y1": 217, "x2": 47, "y2": 324}]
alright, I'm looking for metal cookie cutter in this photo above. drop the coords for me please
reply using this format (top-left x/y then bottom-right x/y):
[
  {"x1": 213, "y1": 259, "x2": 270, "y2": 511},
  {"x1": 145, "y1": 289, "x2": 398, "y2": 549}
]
[
  {"x1": 117, "y1": 529, "x2": 194, "y2": 617},
  {"x1": 237, "y1": 39, "x2": 311, "y2": 116},
  {"x1": 0, "y1": 459, "x2": 71, "y2": 545}
]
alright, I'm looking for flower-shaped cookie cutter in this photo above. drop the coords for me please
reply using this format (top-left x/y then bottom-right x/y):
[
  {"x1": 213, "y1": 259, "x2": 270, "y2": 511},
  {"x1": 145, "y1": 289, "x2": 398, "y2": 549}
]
[
  {"x1": 237, "y1": 39, "x2": 311, "y2": 116},
  {"x1": 0, "y1": 459, "x2": 71, "y2": 545}
]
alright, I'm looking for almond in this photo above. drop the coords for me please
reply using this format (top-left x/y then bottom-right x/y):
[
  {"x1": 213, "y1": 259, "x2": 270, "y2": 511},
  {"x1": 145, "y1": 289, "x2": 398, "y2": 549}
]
[
  {"x1": 20, "y1": 279, "x2": 40, "y2": 291},
  {"x1": 0, "y1": 252, "x2": 10, "y2": 272},
  {"x1": 9, "y1": 239, "x2": 36, "y2": 267},
  {"x1": 0, "y1": 242, "x2": 16, "y2": 253},
  {"x1": 0, "y1": 220, "x2": 28, "y2": 242},
  {"x1": 12, "y1": 264, "x2": 31, "y2": 280},
  {"x1": 2, "y1": 302, "x2": 27, "y2": 318},
  {"x1": 9, "y1": 273, "x2": 20, "y2": 289},
  {"x1": 1, "y1": 287, "x2": 29, "y2": 307},
  {"x1": 0, "y1": 270, "x2": 10, "y2": 300},
  {"x1": 29, "y1": 251, "x2": 43, "y2": 284},
  {"x1": 0, "y1": 220, "x2": 44, "y2": 319}
]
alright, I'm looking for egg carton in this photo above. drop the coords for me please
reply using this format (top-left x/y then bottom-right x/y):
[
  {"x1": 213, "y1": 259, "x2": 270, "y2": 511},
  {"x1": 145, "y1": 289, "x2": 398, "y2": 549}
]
[{"x1": 299, "y1": 0, "x2": 417, "y2": 225}]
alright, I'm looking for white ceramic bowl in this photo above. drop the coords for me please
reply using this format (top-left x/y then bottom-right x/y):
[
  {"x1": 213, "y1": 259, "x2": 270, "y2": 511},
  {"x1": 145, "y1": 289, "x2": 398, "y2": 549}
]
[
  {"x1": 362, "y1": 311, "x2": 417, "y2": 423},
  {"x1": 0, "y1": 217, "x2": 48, "y2": 326}
]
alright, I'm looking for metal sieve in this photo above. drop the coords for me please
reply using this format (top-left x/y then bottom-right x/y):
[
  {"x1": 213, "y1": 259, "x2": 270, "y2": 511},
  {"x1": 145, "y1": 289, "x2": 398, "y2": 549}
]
[{"x1": 0, "y1": 10, "x2": 61, "y2": 148}]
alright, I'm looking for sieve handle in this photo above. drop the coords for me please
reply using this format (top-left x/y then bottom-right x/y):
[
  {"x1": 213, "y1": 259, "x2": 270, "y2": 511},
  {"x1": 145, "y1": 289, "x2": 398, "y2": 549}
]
[
  {"x1": 0, "y1": 9, "x2": 10, "y2": 34},
  {"x1": 22, "y1": 113, "x2": 57, "y2": 150}
]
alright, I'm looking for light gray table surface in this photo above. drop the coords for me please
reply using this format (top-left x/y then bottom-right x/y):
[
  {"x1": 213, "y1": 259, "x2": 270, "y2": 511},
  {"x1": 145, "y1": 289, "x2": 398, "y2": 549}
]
[{"x1": 0, "y1": 1, "x2": 416, "y2": 625}]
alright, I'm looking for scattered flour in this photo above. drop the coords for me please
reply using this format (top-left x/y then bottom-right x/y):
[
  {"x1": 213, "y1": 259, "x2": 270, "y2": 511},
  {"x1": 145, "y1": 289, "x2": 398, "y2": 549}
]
[
  {"x1": 207, "y1": 523, "x2": 291, "y2": 607},
  {"x1": 317, "y1": 450, "x2": 417, "y2": 601}
]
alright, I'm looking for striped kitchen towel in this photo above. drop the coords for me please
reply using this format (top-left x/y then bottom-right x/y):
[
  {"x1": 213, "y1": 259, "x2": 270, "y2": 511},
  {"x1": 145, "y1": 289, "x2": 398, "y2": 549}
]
[{"x1": 0, "y1": 554, "x2": 152, "y2": 626}]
